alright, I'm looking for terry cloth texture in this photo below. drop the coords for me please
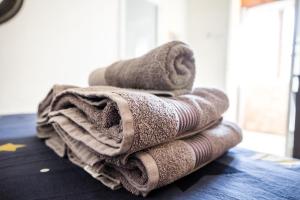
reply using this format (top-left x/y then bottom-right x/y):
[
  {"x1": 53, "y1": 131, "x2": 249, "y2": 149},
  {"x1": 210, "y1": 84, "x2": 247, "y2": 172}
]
[
  {"x1": 37, "y1": 85, "x2": 229, "y2": 157},
  {"x1": 34, "y1": 41, "x2": 242, "y2": 197},
  {"x1": 111, "y1": 121, "x2": 242, "y2": 196},
  {"x1": 39, "y1": 120, "x2": 242, "y2": 196},
  {"x1": 36, "y1": 84, "x2": 77, "y2": 139},
  {"x1": 88, "y1": 41, "x2": 195, "y2": 91}
]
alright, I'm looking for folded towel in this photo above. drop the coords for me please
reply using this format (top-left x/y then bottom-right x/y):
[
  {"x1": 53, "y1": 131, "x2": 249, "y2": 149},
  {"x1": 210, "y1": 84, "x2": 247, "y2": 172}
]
[
  {"x1": 88, "y1": 41, "x2": 195, "y2": 91},
  {"x1": 36, "y1": 85, "x2": 184, "y2": 139},
  {"x1": 35, "y1": 39, "x2": 241, "y2": 197},
  {"x1": 38, "y1": 84, "x2": 76, "y2": 121},
  {"x1": 37, "y1": 85, "x2": 229, "y2": 156},
  {"x1": 44, "y1": 121, "x2": 242, "y2": 196},
  {"x1": 37, "y1": 84, "x2": 77, "y2": 139}
]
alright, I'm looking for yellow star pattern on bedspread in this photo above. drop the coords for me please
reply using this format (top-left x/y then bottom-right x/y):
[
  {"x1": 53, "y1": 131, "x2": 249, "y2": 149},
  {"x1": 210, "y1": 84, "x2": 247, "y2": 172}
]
[{"x1": 0, "y1": 143, "x2": 26, "y2": 152}]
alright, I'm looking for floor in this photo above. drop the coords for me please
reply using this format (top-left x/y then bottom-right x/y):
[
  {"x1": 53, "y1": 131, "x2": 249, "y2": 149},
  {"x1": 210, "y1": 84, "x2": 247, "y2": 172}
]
[{"x1": 238, "y1": 130, "x2": 286, "y2": 156}]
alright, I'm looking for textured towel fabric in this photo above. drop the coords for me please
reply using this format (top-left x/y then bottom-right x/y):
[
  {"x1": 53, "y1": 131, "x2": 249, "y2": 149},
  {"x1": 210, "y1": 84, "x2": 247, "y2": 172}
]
[
  {"x1": 37, "y1": 84, "x2": 77, "y2": 139},
  {"x1": 41, "y1": 121, "x2": 242, "y2": 196},
  {"x1": 35, "y1": 84, "x2": 240, "y2": 196},
  {"x1": 88, "y1": 41, "x2": 195, "y2": 91},
  {"x1": 37, "y1": 85, "x2": 229, "y2": 157},
  {"x1": 36, "y1": 85, "x2": 184, "y2": 139}
]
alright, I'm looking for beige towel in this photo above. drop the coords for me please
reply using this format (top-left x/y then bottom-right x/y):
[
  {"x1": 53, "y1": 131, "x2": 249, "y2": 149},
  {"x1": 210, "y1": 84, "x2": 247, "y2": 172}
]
[
  {"x1": 37, "y1": 85, "x2": 229, "y2": 157},
  {"x1": 88, "y1": 41, "x2": 195, "y2": 91},
  {"x1": 45, "y1": 121, "x2": 242, "y2": 196},
  {"x1": 37, "y1": 84, "x2": 77, "y2": 139}
]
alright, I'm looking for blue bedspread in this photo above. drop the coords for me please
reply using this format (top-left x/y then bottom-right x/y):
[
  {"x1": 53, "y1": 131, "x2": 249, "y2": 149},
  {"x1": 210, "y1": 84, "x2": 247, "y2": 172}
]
[{"x1": 0, "y1": 114, "x2": 300, "y2": 200}]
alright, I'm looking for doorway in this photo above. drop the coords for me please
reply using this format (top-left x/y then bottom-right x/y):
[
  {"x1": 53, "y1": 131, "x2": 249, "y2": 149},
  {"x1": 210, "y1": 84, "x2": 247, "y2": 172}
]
[{"x1": 227, "y1": 0, "x2": 295, "y2": 156}]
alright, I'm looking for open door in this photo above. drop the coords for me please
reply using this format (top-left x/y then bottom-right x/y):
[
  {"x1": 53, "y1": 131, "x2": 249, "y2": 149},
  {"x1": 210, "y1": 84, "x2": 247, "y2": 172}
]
[
  {"x1": 291, "y1": 0, "x2": 300, "y2": 158},
  {"x1": 227, "y1": 0, "x2": 295, "y2": 156}
]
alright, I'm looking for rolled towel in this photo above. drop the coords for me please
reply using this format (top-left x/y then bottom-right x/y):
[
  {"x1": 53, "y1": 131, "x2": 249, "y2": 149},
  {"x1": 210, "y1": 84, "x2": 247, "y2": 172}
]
[
  {"x1": 38, "y1": 85, "x2": 229, "y2": 156},
  {"x1": 88, "y1": 41, "x2": 195, "y2": 91},
  {"x1": 44, "y1": 121, "x2": 242, "y2": 196}
]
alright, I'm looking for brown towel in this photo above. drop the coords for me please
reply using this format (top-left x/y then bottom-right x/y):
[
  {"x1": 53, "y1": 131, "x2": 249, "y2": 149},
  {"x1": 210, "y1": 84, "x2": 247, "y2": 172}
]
[
  {"x1": 37, "y1": 84, "x2": 77, "y2": 139},
  {"x1": 37, "y1": 85, "x2": 229, "y2": 157},
  {"x1": 45, "y1": 121, "x2": 242, "y2": 196},
  {"x1": 88, "y1": 41, "x2": 195, "y2": 91}
]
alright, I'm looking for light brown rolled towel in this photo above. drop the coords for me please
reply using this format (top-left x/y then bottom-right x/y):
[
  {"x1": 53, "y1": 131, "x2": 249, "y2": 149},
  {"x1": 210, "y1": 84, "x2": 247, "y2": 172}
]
[
  {"x1": 39, "y1": 85, "x2": 229, "y2": 157},
  {"x1": 88, "y1": 41, "x2": 195, "y2": 91},
  {"x1": 46, "y1": 121, "x2": 242, "y2": 196}
]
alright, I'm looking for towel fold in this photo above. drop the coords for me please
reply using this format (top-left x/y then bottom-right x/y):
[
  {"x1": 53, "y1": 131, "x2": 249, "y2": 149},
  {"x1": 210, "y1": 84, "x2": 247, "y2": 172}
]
[
  {"x1": 37, "y1": 85, "x2": 229, "y2": 157},
  {"x1": 99, "y1": 121, "x2": 242, "y2": 196},
  {"x1": 43, "y1": 121, "x2": 242, "y2": 196},
  {"x1": 38, "y1": 84, "x2": 76, "y2": 122},
  {"x1": 88, "y1": 41, "x2": 195, "y2": 91},
  {"x1": 37, "y1": 84, "x2": 77, "y2": 139}
]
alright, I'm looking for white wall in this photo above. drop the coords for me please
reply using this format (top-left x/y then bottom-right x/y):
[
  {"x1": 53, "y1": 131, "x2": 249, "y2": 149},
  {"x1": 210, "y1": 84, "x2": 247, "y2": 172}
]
[
  {"x1": 156, "y1": 0, "x2": 187, "y2": 44},
  {"x1": 0, "y1": 0, "x2": 120, "y2": 114},
  {"x1": 155, "y1": 0, "x2": 230, "y2": 89},
  {"x1": 186, "y1": 0, "x2": 230, "y2": 90},
  {"x1": 120, "y1": 0, "x2": 158, "y2": 58},
  {"x1": 0, "y1": 0, "x2": 231, "y2": 114}
]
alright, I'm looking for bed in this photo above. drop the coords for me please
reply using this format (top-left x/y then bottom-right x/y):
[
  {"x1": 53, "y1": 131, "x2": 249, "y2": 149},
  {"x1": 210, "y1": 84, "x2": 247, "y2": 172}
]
[{"x1": 1, "y1": 114, "x2": 300, "y2": 200}]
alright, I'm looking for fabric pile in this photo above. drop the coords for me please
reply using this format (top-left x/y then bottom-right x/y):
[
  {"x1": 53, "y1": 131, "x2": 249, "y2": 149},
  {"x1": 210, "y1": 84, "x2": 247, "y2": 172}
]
[{"x1": 36, "y1": 41, "x2": 242, "y2": 196}]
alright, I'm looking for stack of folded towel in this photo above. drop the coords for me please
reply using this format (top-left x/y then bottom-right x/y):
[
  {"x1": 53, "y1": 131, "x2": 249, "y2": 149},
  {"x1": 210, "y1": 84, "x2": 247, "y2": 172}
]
[{"x1": 36, "y1": 41, "x2": 242, "y2": 196}]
